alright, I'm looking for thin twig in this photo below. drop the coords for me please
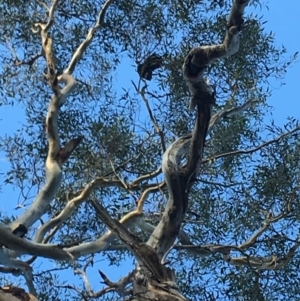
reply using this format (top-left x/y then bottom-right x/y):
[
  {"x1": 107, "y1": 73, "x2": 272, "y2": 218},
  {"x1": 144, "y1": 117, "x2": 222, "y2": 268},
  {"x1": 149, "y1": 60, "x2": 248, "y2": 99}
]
[
  {"x1": 203, "y1": 125, "x2": 300, "y2": 164},
  {"x1": 133, "y1": 82, "x2": 166, "y2": 152}
]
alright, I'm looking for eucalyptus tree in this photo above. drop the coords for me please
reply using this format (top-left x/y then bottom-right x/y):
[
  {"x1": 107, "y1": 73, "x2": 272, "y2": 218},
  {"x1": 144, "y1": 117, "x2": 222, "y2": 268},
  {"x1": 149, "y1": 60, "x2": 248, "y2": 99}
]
[{"x1": 0, "y1": 0, "x2": 299, "y2": 300}]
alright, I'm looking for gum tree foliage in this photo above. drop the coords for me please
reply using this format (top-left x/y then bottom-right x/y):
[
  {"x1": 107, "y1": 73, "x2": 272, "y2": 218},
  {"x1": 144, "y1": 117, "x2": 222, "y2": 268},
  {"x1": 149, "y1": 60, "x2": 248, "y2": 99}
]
[{"x1": 0, "y1": 0, "x2": 299, "y2": 300}]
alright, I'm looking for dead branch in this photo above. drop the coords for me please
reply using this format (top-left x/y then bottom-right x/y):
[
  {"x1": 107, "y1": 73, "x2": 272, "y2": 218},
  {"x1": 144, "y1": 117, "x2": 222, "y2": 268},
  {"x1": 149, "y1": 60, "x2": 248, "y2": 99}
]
[
  {"x1": 98, "y1": 270, "x2": 133, "y2": 297},
  {"x1": 14, "y1": 53, "x2": 43, "y2": 67},
  {"x1": 90, "y1": 199, "x2": 173, "y2": 283},
  {"x1": 135, "y1": 84, "x2": 166, "y2": 152}
]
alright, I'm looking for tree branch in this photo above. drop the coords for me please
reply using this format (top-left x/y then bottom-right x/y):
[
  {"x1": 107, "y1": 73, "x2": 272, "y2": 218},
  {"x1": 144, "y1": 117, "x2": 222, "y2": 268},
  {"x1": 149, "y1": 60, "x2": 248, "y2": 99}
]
[
  {"x1": 0, "y1": 225, "x2": 69, "y2": 260},
  {"x1": 203, "y1": 125, "x2": 300, "y2": 164},
  {"x1": 98, "y1": 270, "x2": 133, "y2": 297},
  {"x1": 208, "y1": 98, "x2": 259, "y2": 136},
  {"x1": 147, "y1": 0, "x2": 251, "y2": 261},
  {"x1": 90, "y1": 199, "x2": 174, "y2": 283},
  {"x1": 65, "y1": 0, "x2": 116, "y2": 75},
  {"x1": 9, "y1": 75, "x2": 78, "y2": 231},
  {"x1": 135, "y1": 83, "x2": 166, "y2": 152}
]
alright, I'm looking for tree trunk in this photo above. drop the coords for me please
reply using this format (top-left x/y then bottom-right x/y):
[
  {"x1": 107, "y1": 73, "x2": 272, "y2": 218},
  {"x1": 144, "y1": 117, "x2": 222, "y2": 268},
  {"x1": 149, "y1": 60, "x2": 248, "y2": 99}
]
[{"x1": 132, "y1": 269, "x2": 188, "y2": 301}]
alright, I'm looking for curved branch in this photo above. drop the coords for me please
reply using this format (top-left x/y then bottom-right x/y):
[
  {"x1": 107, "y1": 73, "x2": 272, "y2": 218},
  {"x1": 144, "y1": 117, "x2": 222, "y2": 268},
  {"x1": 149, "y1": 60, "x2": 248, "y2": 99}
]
[
  {"x1": 2, "y1": 213, "x2": 144, "y2": 262},
  {"x1": 65, "y1": 0, "x2": 116, "y2": 75},
  {"x1": 9, "y1": 75, "x2": 78, "y2": 230},
  {"x1": 148, "y1": 0, "x2": 251, "y2": 260},
  {"x1": 0, "y1": 225, "x2": 69, "y2": 260},
  {"x1": 130, "y1": 167, "x2": 162, "y2": 186},
  {"x1": 208, "y1": 98, "x2": 258, "y2": 136},
  {"x1": 33, "y1": 176, "x2": 116, "y2": 243},
  {"x1": 10, "y1": 5, "x2": 79, "y2": 232},
  {"x1": 68, "y1": 185, "x2": 163, "y2": 257}
]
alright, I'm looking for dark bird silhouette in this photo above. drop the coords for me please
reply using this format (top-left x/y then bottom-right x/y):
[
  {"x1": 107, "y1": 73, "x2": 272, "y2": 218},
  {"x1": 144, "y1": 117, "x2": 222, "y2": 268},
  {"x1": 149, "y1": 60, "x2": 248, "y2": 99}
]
[{"x1": 137, "y1": 53, "x2": 163, "y2": 80}]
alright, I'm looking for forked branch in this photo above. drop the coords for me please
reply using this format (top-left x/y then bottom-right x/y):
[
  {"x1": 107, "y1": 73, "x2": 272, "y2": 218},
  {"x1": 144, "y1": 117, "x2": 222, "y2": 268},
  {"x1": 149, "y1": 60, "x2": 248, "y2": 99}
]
[{"x1": 9, "y1": 2, "x2": 80, "y2": 232}]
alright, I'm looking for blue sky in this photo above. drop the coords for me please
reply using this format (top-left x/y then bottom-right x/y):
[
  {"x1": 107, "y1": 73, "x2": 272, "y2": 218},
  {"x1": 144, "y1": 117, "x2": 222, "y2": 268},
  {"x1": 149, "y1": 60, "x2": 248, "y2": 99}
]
[
  {"x1": 258, "y1": 2, "x2": 299, "y2": 124},
  {"x1": 2, "y1": 1, "x2": 299, "y2": 210},
  {"x1": 0, "y1": 0, "x2": 299, "y2": 293}
]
